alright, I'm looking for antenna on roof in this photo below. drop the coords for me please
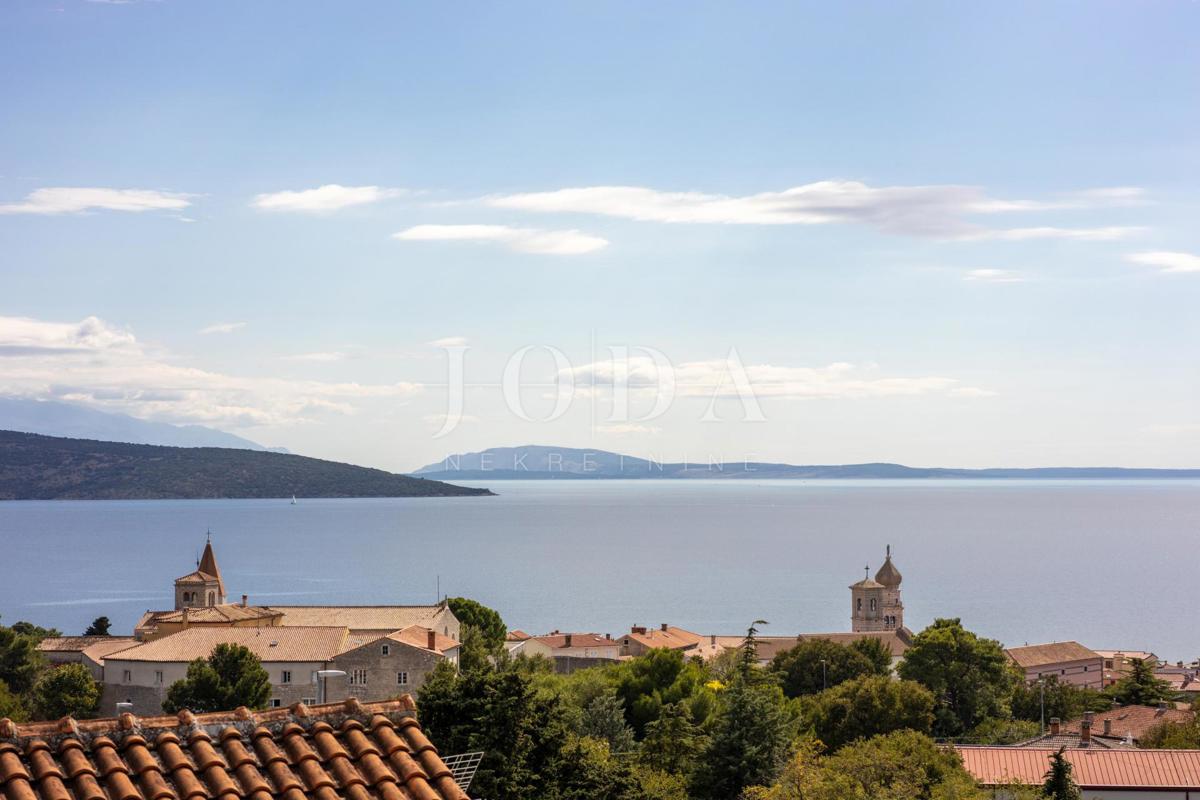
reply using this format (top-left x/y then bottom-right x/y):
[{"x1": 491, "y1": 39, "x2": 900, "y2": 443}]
[{"x1": 436, "y1": 574, "x2": 440, "y2": 604}]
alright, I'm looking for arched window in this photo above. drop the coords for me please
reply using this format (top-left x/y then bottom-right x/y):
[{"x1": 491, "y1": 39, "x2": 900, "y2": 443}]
[
  {"x1": 870, "y1": 598, "x2": 876, "y2": 611},
  {"x1": 207, "y1": 592, "x2": 215, "y2": 605},
  {"x1": 856, "y1": 598, "x2": 862, "y2": 611}
]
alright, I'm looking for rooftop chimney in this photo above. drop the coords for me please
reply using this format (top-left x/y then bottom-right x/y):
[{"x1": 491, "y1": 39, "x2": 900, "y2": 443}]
[
  {"x1": 1050, "y1": 717, "x2": 1061, "y2": 735},
  {"x1": 1103, "y1": 718, "x2": 1112, "y2": 736},
  {"x1": 660, "y1": 623, "x2": 669, "y2": 632},
  {"x1": 1081, "y1": 712, "x2": 1093, "y2": 744},
  {"x1": 631, "y1": 625, "x2": 647, "y2": 635},
  {"x1": 564, "y1": 634, "x2": 573, "y2": 648},
  {"x1": 1158, "y1": 701, "x2": 1169, "y2": 711},
  {"x1": 710, "y1": 634, "x2": 716, "y2": 645},
  {"x1": 605, "y1": 633, "x2": 611, "y2": 640},
  {"x1": 427, "y1": 629, "x2": 437, "y2": 651},
  {"x1": 241, "y1": 594, "x2": 248, "y2": 607}
]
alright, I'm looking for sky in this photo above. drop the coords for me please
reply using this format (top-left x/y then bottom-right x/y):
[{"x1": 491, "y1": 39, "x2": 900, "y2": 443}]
[{"x1": 1, "y1": 0, "x2": 1198, "y2": 472}]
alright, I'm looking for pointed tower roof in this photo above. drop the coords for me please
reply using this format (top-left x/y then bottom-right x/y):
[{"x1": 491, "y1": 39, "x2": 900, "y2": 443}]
[
  {"x1": 197, "y1": 534, "x2": 226, "y2": 598},
  {"x1": 874, "y1": 545, "x2": 902, "y2": 588}
]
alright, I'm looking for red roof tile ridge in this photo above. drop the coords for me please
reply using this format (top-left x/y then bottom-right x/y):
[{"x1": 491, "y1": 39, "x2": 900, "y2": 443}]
[{"x1": 0, "y1": 698, "x2": 417, "y2": 746}]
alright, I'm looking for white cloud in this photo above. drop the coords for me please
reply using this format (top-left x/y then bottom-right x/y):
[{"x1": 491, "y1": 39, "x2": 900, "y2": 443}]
[
  {"x1": 252, "y1": 184, "x2": 403, "y2": 213},
  {"x1": 565, "y1": 355, "x2": 985, "y2": 400},
  {"x1": 966, "y1": 226, "x2": 1144, "y2": 241},
  {"x1": 428, "y1": 336, "x2": 469, "y2": 347},
  {"x1": 1127, "y1": 251, "x2": 1200, "y2": 274},
  {"x1": 394, "y1": 224, "x2": 608, "y2": 255},
  {"x1": 283, "y1": 351, "x2": 346, "y2": 362},
  {"x1": 199, "y1": 321, "x2": 247, "y2": 335},
  {"x1": 0, "y1": 315, "x2": 421, "y2": 427},
  {"x1": 484, "y1": 181, "x2": 1145, "y2": 240},
  {"x1": 964, "y1": 269, "x2": 1026, "y2": 283},
  {"x1": 0, "y1": 187, "x2": 193, "y2": 215}
]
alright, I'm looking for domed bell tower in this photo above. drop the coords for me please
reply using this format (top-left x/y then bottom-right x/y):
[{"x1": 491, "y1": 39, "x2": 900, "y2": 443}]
[{"x1": 850, "y1": 545, "x2": 903, "y2": 632}]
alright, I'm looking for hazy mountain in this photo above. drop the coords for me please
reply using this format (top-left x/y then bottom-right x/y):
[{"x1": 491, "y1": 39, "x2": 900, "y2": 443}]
[
  {"x1": 0, "y1": 397, "x2": 286, "y2": 452},
  {"x1": 0, "y1": 430, "x2": 491, "y2": 500},
  {"x1": 414, "y1": 445, "x2": 1200, "y2": 480}
]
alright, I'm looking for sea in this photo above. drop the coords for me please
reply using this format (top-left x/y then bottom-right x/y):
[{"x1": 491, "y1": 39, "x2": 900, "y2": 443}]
[{"x1": 0, "y1": 480, "x2": 1197, "y2": 661}]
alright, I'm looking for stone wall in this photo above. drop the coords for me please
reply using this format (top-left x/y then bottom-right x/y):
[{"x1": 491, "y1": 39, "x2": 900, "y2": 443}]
[{"x1": 333, "y1": 641, "x2": 447, "y2": 701}]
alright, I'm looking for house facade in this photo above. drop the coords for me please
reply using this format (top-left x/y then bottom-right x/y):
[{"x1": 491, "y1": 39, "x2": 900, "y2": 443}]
[{"x1": 1006, "y1": 641, "x2": 1105, "y2": 690}]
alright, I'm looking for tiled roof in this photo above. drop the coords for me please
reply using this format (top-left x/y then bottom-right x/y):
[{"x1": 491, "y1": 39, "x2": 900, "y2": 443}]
[
  {"x1": 1011, "y1": 732, "x2": 1131, "y2": 750},
  {"x1": 710, "y1": 630, "x2": 913, "y2": 662},
  {"x1": 81, "y1": 640, "x2": 141, "y2": 663},
  {"x1": 153, "y1": 607, "x2": 284, "y2": 625},
  {"x1": 1006, "y1": 641, "x2": 1101, "y2": 669},
  {"x1": 623, "y1": 627, "x2": 704, "y2": 650},
  {"x1": 269, "y1": 608, "x2": 450, "y2": 633},
  {"x1": 1096, "y1": 650, "x2": 1156, "y2": 662},
  {"x1": 38, "y1": 638, "x2": 136, "y2": 655},
  {"x1": 0, "y1": 698, "x2": 468, "y2": 800},
  {"x1": 106, "y1": 627, "x2": 350, "y2": 663},
  {"x1": 531, "y1": 634, "x2": 618, "y2": 650},
  {"x1": 174, "y1": 571, "x2": 221, "y2": 586},
  {"x1": 1064, "y1": 705, "x2": 1195, "y2": 742},
  {"x1": 384, "y1": 628, "x2": 459, "y2": 656},
  {"x1": 956, "y1": 746, "x2": 1200, "y2": 789},
  {"x1": 504, "y1": 631, "x2": 531, "y2": 642}
]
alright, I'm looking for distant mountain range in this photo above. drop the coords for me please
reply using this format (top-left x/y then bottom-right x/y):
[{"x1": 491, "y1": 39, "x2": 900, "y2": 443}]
[
  {"x1": 0, "y1": 397, "x2": 286, "y2": 452},
  {"x1": 414, "y1": 445, "x2": 1200, "y2": 480},
  {"x1": 0, "y1": 430, "x2": 491, "y2": 500}
]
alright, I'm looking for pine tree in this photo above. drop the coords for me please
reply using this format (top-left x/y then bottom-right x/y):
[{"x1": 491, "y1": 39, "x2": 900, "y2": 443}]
[{"x1": 1042, "y1": 749, "x2": 1082, "y2": 800}]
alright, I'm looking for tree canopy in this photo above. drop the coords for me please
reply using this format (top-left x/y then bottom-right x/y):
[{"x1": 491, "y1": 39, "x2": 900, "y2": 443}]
[
  {"x1": 445, "y1": 597, "x2": 507, "y2": 651},
  {"x1": 84, "y1": 617, "x2": 111, "y2": 636},
  {"x1": 769, "y1": 638, "x2": 875, "y2": 698},
  {"x1": 897, "y1": 618, "x2": 1014, "y2": 736},
  {"x1": 802, "y1": 674, "x2": 935, "y2": 751},
  {"x1": 1106, "y1": 659, "x2": 1173, "y2": 707},
  {"x1": 162, "y1": 643, "x2": 271, "y2": 713},
  {"x1": 31, "y1": 663, "x2": 101, "y2": 720}
]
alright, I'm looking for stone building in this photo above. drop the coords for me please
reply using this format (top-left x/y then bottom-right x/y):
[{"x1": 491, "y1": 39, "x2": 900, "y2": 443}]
[
  {"x1": 1006, "y1": 640, "x2": 1105, "y2": 690},
  {"x1": 173, "y1": 535, "x2": 226, "y2": 610},
  {"x1": 850, "y1": 545, "x2": 904, "y2": 633}
]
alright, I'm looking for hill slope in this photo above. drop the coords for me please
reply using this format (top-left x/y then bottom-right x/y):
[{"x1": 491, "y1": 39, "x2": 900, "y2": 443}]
[
  {"x1": 415, "y1": 445, "x2": 1200, "y2": 480},
  {"x1": 0, "y1": 397, "x2": 284, "y2": 451},
  {"x1": 0, "y1": 430, "x2": 491, "y2": 499}
]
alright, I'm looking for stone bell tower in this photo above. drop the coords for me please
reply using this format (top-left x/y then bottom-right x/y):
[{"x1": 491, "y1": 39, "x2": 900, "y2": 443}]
[
  {"x1": 850, "y1": 545, "x2": 904, "y2": 633},
  {"x1": 174, "y1": 533, "x2": 227, "y2": 610}
]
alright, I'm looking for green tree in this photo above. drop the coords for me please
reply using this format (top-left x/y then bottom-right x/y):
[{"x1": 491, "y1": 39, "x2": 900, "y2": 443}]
[
  {"x1": 770, "y1": 638, "x2": 875, "y2": 698},
  {"x1": 548, "y1": 736, "x2": 639, "y2": 800},
  {"x1": 897, "y1": 618, "x2": 1014, "y2": 736},
  {"x1": 1010, "y1": 673, "x2": 1110, "y2": 724},
  {"x1": 445, "y1": 597, "x2": 506, "y2": 652},
  {"x1": 803, "y1": 674, "x2": 935, "y2": 751},
  {"x1": 162, "y1": 643, "x2": 271, "y2": 713},
  {"x1": 968, "y1": 716, "x2": 1042, "y2": 744},
  {"x1": 1139, "y1": 718, "x2": 1200, "y2": 749},
  {"x1": 83, "y1": 617, "x2": 111, "y2": 636},
  {"x1": 578, "y1": 693, "x2": 636, "y2": 754},
  {"x1": 0, "y1": 621, "x2": 44, "y2": 694},
  {"x1": 630, "y1": 766, "x2": 689, "y2": 800},
  {"x1": 31, "y1": 664, "x2": 101, "y2": 720},
  {"x1": 639, "y1": 701, "x2": 709, "y2": 776},
  {"x1": 692, "y1": 663, "x2": 795, "y2": 799},
  {"x1": 613, "y1": 648, "x2": 715, "y2": 736},
  {"x1": 456, "y1": 623, "x2": 496, "y2": 674},
  {"x1": 850, "y1": 636, "x2": 895, "y2": 675},
  {"x1": 1042, "y1": 749, "x2": 1082, "y2": 800},
  {"x1": 417, "y1": 659, "x2": 570, "y2": 800},
  {"x1": 1107, "y1": 659, "x2": 1172, "y2": 707},
  {"x1": 10, "y1": 621, "x2": 61, "y2": 643},
  {"x1": 745, "y1": 731, "x2": 996, "y2": 800},
  {"x1": 0, "y1": 678, "x2": 29, "y2": 722}
]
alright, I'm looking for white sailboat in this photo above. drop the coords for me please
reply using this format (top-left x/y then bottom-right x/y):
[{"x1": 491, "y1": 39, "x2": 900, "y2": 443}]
[{"x1": 290, "y1": 495, "x2": 297, "y2": 505}]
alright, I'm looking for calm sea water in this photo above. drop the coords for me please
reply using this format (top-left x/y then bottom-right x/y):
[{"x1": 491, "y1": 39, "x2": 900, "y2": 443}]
[{"x1": 0, "y1": 480, "x2": 1197, "y2": 660}]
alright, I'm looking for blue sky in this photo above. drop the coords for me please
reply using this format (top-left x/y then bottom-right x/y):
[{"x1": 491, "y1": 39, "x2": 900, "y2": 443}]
[{"x1": 1, "y1": 0, "x2": 1198, "y2": 470}]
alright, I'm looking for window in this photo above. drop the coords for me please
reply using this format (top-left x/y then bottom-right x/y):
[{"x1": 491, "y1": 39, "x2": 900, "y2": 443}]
[
  {"x1": 122, "y1": 670, "x2": 132, "y2": 683},
  {"x1": 856, "y1": 598, "x2": 862, "y2": 611},
  {"x1": 869, "y1": 598, "x2": 876, "y2": 611},
  {"x1": 349, "y1": 669, "x2": 368, "y2": 685},
  {"x1": 301, "y1": 697, "x2": 316, "y2": 705},
  {"x1": 381, "y1": 644, "x2": 390, "y2": 656},
  {"x1": 281, "y1": 670, "x2": 292, "y2": 684},
  {"x1": 271, "y1": 699, "x2": 281, "y2": 708},
  {"x1": 397, "y1": 671, "x2": 409, "y2": 686},
  {"x1": 154, "y1": 670, "x2": 163, "y2": 685}
]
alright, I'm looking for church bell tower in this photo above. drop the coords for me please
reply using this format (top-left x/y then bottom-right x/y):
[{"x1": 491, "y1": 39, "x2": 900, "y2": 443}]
[{"x1": 850, "y1": 545, "x2": 904, "y2": 632}]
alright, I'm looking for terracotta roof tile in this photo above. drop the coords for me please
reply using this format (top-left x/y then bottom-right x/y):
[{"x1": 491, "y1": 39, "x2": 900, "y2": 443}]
[
  {"x1": 37, "y1": 637, "x2": 137, "y2": 655},
  {"x1": 0, "y1": 700, "x2": 467, "y2": 800},
  {"x1": 1063, "y1": 705, "x2": 1196, "y2": 742},
  {"x1": 107, "y1": 626, "x2": 349, "y2": 663},
  {"x1": 1006, "y1": 641, "x2": 1101, "y2": 668},
  {"x1": 530, "y1": 633, "x2": 617, "y2": 650},
  {"x1": 623, "y1": 626, "x2": 704, "y2": 650},
  {"x1": 957, "y1": 746, "x2": 1200, "y2": 789},
  {"x1": 269, "y1": 606, "x2": 451, "y2": 632}
]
